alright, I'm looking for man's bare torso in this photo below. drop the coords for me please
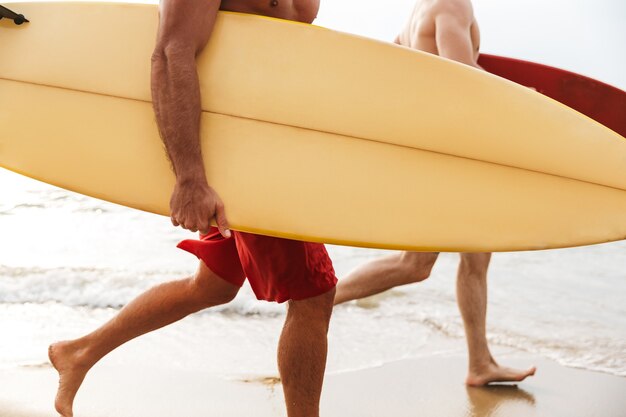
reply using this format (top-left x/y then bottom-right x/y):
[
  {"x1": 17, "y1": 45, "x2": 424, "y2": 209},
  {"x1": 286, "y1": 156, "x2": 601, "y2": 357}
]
[
  {"x1": 395, "y1": 0, "x2": 480, "y2": 61},
  {"x1": 219, "y1": 0, "x2": 320, "y2": 23}
]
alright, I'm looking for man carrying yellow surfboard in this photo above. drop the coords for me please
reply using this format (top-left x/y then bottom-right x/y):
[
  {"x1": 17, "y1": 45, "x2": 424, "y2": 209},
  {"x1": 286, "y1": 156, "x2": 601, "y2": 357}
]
[
  {"x1": 48, "y1": 1, "x2": 337, "y2": 417},
  {"x1": 334, "y1": 0, "x2": 537, "y2": 387}
]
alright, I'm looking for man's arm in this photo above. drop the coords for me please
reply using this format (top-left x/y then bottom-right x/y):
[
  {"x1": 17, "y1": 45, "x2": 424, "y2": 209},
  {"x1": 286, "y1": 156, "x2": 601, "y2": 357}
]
[
  {"x1": 433, "y1": 1, "x2": 480, "y2": 69},
  {"x1": 151, "y1": 0, "x2": 230, "y2": 236}
]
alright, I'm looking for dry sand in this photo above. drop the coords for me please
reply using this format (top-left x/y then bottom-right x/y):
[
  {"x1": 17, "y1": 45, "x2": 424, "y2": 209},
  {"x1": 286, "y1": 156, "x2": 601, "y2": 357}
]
[{"x1": 1, "y1": 355, "x2": 625, "y2": 417}]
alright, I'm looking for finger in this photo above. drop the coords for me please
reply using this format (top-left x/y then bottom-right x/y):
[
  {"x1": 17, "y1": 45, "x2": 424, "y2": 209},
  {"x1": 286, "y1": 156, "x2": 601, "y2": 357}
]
[
  {"x1": 171, "y1": 216, "x2": 180, "y2": 227},
  {"x1": 183, "y1": 222, "x2": 199, "y2": 233},
  {"x1": 214, "y1": 202, "x2": 231, "y2": 238},
  {"x1": 180, "y1": 219, "x2": 195, "y2": 232},
  {"x1": 197, "y1": 219, "x2": 211, "y2": 237}
]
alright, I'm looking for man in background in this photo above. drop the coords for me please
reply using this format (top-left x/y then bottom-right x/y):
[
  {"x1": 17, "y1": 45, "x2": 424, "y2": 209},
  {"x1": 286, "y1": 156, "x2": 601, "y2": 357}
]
[{"x1": 334, "y1": 0, "x2": 536, "y2": 386}]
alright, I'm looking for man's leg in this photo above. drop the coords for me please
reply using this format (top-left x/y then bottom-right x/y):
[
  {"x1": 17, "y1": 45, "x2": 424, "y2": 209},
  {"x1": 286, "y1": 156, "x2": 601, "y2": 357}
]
[
  {"x1": 278, "y1": 288, "x2": 335, "y2": 417},
  {"x1": 456, "y1": 253, "x2": 536, "y2": 386},
  {"x1": 49, "y1": 261, "x2": 240, "y2": 417},
  {"x1": 334, "y1": 252, "x2": 439, "y2": 304}
]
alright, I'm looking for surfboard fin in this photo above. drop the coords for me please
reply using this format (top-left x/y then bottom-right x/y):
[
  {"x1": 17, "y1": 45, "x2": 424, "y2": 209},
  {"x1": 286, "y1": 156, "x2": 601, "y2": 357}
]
[{"x1": 0, "y1": 5, "x2": 29, "y2": 25}]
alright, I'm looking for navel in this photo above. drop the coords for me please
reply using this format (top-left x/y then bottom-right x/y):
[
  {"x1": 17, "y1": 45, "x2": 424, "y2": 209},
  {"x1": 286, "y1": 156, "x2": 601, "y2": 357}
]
[{"x1": 270, "y1": 0, "x2": 278, "y2": 7}]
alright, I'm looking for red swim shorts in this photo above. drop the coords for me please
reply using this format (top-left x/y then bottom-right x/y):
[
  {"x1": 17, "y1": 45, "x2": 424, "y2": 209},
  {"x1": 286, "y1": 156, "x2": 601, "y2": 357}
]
[{"x1": 177, "y1": 228, "x2": 337, "y2": 303}]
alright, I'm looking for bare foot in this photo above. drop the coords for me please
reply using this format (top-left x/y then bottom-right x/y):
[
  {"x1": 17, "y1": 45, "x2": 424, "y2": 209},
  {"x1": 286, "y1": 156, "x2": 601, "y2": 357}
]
[
  {"x1": 48, "y1": 341, "x2": 94, "y2": 417},
  {"x1": 466, "y1": 361, "x2": 536, "y2": 386}
]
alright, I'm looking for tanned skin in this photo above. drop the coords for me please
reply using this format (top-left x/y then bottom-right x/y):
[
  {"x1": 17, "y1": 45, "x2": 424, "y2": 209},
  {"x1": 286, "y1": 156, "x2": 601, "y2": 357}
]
[
  {"x1": 335, "y1": 0, "x2": 536, "y2": 387},
  {"x1": 49, "y1": 2, "x2": 335, "y2": 417},
  {"x1": 152, "y1": 0, "x2": 319, "y2": 236}
]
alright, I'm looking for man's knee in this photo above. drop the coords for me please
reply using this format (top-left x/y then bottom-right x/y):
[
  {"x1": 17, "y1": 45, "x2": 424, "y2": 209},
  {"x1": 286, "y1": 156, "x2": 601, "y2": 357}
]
[
  {"x1": 400, "y1": 252, "x2": 438, "y2": 282},
  {"x1": 287, "y1": 287, "x2": 335, "y2": 325},
  {"x1": 191, "y1": 261, "x2": 239, "y2": 306}
]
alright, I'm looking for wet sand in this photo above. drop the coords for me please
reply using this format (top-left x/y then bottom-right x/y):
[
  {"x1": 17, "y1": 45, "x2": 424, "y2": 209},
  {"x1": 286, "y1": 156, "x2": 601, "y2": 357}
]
[{"x1": 1, "y1": 354, "x2": 625, "y2": 417}]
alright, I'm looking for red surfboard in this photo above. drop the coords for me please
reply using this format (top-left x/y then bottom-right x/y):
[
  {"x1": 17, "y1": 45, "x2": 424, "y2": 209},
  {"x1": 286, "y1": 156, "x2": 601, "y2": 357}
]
[{"x1": 478, "y1": 54, "x2": 626, "y2": 138}]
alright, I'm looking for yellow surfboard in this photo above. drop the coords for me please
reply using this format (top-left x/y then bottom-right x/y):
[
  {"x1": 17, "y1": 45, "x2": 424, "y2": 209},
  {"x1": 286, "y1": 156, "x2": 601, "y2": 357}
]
[{"x1": 1, "y1": 2, "x2": 625, "y2": 252}]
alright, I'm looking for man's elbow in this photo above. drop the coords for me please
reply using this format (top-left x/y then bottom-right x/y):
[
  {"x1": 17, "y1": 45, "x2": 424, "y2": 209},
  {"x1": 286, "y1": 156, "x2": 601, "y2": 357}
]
[
  {"x1": 150, "y1": 47, "x2": 167, "y2": 64},
  {"x1": 152, "y1": 41, "x2": 196, "y2": 66},
  {"x1": 150, "y1": 47, "x2": 169, "y2": 89}
]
